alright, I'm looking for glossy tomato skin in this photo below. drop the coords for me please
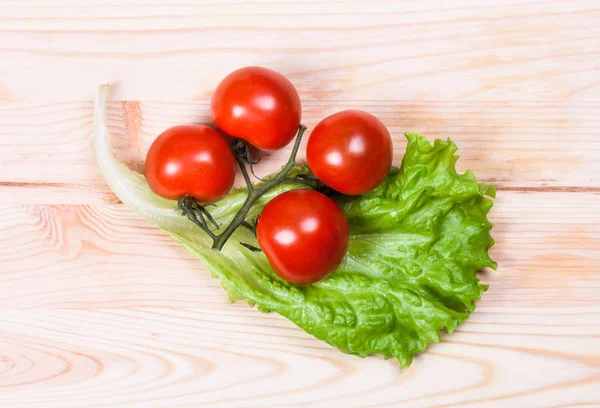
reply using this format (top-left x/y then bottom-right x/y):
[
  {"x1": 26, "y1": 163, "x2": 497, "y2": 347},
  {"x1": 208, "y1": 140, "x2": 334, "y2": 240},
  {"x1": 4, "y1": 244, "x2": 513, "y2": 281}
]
[
  {"x1": 145, "y1": 125, "x2": 236, "y2": 202},
  {"x1": 211, "y1": 66, "x2": 302, "y2": 151},
  {"x1": 306, "y1": 110, "x2": 393, "y2": 195},
  {"x1": 256, "y1": 190, "x2": 349, "y2": 285}
]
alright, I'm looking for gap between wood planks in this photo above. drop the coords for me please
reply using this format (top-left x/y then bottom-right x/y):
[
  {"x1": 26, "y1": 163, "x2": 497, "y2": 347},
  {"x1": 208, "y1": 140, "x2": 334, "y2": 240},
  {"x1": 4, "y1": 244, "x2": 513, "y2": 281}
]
[{"x1": 495, "y1": 186, "x2": 600, "y2": 193}]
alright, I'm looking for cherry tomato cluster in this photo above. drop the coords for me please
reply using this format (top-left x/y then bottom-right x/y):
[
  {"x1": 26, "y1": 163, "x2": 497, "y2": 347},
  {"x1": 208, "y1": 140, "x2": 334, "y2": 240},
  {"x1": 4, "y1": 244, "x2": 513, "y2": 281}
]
[{"x1": 145, "y1": 67, "x2": 393, "y2": 284}]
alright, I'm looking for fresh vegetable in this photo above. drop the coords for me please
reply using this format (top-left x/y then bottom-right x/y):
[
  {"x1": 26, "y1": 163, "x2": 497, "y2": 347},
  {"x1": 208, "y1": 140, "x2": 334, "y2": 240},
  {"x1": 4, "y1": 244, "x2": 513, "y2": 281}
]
[
  {"x1": 145, "y1": 124, "x2": 236, "y2": 202},
  {"x1": 256, "y1": 189, "x2": 350, "y2": 284},
  {"x1": 211, "y1": 66, "x2": 302, "y2": 150},
  {"x1": 95, "y1": 84, "x2": 496, "y2": 367},
  {"x1": 307, "y1": 110, "x2": 393, "y2": 195},
  {"x1": 177, "y1": 125, "x2": 308, "y2": 251}
]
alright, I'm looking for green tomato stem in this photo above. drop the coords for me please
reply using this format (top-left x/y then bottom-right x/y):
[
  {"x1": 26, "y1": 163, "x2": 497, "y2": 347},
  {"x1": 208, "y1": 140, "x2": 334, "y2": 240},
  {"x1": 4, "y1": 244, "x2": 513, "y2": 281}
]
[
  {"x1": 209, "y1": 124, "x2": 307, "y2": 251},
  {"x1": 236, "y1": 156, "x2": 255, "y2": 193}
]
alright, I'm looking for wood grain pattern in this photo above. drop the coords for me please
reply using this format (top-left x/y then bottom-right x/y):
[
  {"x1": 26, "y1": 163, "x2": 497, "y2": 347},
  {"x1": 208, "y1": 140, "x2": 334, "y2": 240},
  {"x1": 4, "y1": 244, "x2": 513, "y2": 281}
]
[
  {"x1": 0, "y1": 0, "x2": 599, "y2": 102},
  {"x1": 0, "y1": 308, "x2": 598, "y2": 408},
  {"x1": 1, "y1": 100, "x2": 599, "y2": 204},
  {"x1": 1, "y1": 0, "x2": 599, "y2": 407},
  {"x1": 0, "y1": 192, "x2": 598, "y2": 309}
]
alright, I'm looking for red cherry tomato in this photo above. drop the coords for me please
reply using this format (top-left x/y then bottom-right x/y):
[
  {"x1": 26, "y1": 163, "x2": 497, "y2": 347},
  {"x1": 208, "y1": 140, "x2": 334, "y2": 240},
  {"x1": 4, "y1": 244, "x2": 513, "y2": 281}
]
[
  {"x1": 211, "y1": 66, "x2": 302, "y2": 151},
  {"x1": 145, "y1": 125, "x2": 236, "y2": 202},
  {"x1": 256, "y1": 190, "x2": 349, "y2": 284},
  {"x1": 306, "y1": 110, "x2": 393, "y2": 195}
]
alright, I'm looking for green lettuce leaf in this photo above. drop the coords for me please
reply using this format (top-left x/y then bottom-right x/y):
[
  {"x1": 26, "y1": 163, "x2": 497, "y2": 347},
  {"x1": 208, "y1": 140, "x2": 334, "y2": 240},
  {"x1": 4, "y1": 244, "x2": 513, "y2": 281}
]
[{"x1": 95, "y1": 85, "x2": 496, "y2": 367}]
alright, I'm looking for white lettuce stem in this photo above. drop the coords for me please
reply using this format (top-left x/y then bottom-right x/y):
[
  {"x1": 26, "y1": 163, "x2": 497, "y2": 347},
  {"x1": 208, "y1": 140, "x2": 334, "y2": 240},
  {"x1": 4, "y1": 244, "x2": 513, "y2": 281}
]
[{"x1": 93, "y1": 84, "x2": 193, "y2": 233}]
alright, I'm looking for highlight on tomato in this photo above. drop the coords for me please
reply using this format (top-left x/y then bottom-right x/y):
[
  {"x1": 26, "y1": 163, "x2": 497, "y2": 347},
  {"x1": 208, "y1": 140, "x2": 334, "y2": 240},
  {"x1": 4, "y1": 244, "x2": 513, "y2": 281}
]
[
  {"x1": 211, "y1": 66, "x2": 302, "y2": 151},
  {"x1": 145, "y1": 124, "x2": 236, "y2": 203},
  {"x1": 306, "y1": 110, "x2": 393, "y2": 195},
  {"x1": 256, "y1": 189, "x2": 350, "y2": 285}
]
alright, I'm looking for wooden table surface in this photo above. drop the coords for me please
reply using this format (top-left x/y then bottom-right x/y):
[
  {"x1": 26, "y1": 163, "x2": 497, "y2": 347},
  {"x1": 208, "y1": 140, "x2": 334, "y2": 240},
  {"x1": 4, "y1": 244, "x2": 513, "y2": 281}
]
[{"x1": 1, "y1": 1, "x2": 599, "y2": 407}]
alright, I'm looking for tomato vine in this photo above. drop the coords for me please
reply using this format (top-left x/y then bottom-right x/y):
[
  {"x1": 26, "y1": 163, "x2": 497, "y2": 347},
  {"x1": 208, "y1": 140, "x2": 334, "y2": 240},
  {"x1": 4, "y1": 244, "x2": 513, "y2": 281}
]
[{"x1": 178, "y1": 125, "x2": 308, "y2": 251}]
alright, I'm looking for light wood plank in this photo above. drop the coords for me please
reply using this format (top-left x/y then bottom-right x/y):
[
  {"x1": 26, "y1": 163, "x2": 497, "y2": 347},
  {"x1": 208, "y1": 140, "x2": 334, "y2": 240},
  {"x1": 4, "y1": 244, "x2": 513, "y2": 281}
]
[
  {"x1": 0, "y1": 0, "x2": 599, "y2": 101},
  {"x1": 0, "y1": 308, "x2": 598, "y2": 408},
  {"x1": 0, "y1": 191, "x2": 598, "y2": 309},
  {"x1": 1, "y1": 100, "x2": 598, "y2": 205},
  {"x1": 1, "y1": 1, "x2": 599, "y2": 405}
]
